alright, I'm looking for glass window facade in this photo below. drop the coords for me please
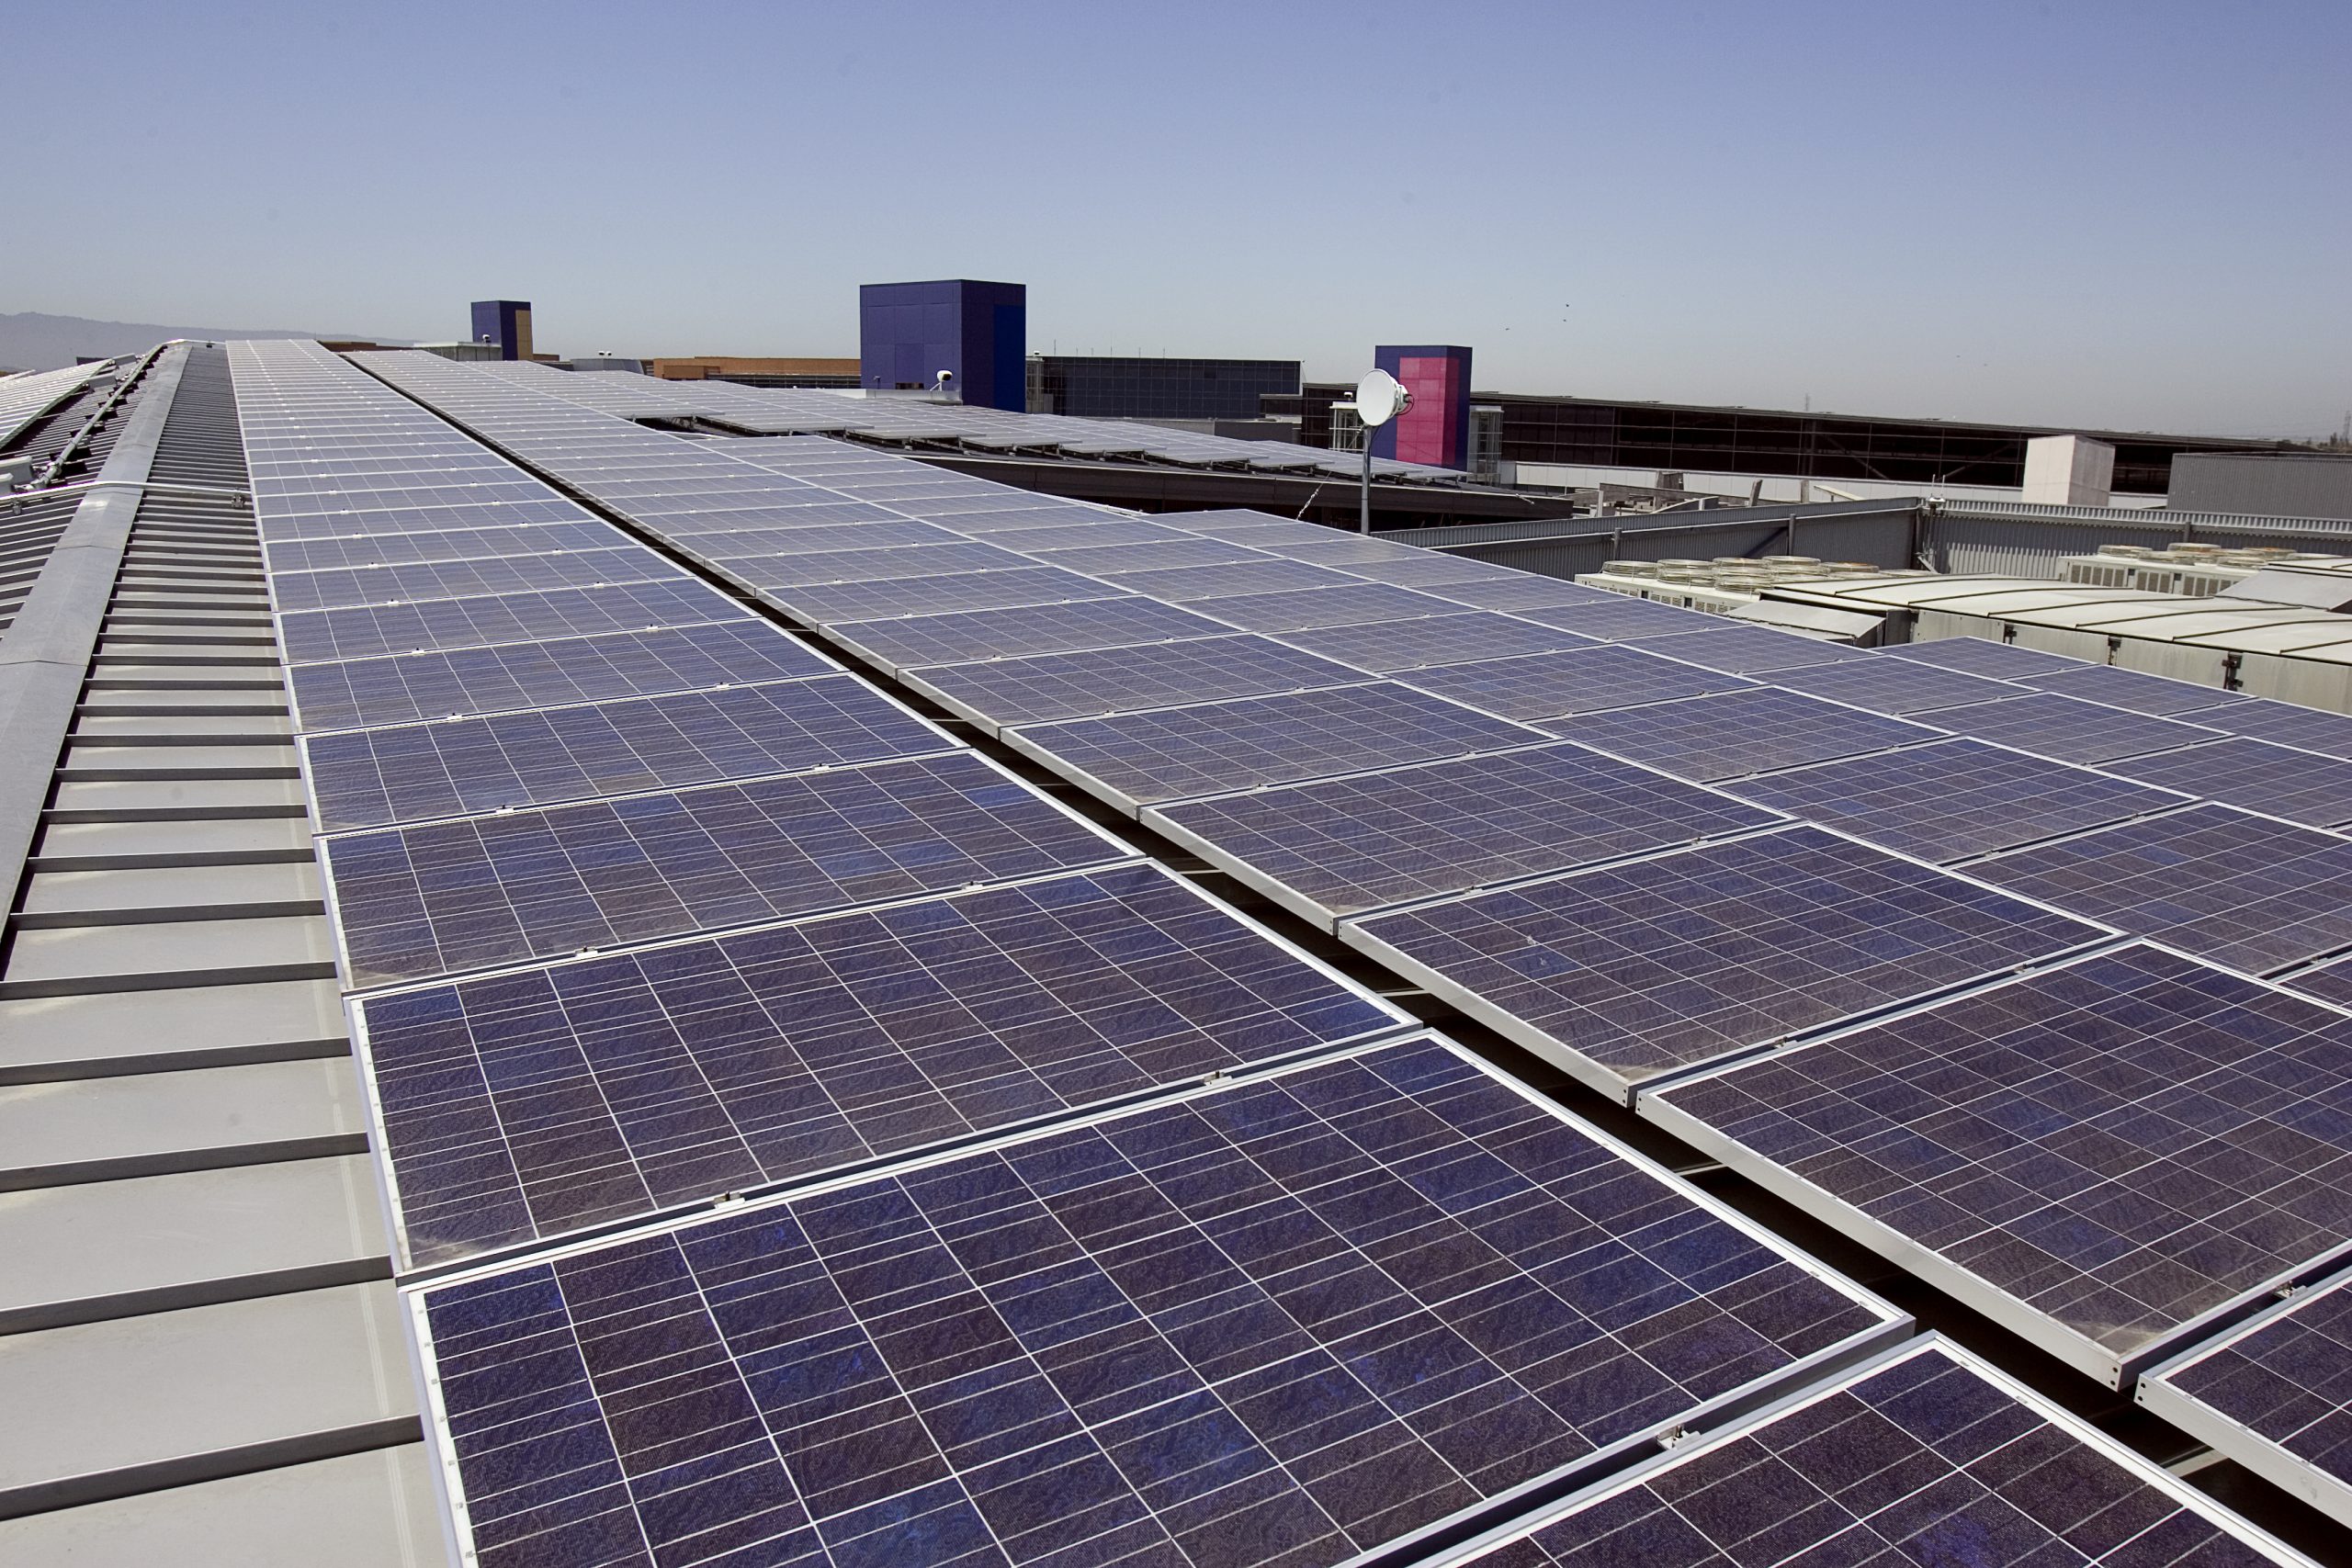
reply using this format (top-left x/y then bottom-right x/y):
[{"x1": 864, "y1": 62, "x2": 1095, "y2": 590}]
[{"x1": 1026, "y1": 356, "x2": 1300, "y2": 421}]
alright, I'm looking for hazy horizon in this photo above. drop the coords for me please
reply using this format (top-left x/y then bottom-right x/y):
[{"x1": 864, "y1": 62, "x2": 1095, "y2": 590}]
[{"x1": 13, "y1": 0, "x2": 2347, "y2": 439}]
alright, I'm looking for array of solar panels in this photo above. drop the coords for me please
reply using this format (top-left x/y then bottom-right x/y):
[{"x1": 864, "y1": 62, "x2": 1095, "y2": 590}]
[
  {"x1": 279, "y1": 344, "x2": 2346, "y2": 1562},
  {"x1": 0, "y1": 356, "x2": 111, "y2": 451},
  {"x1": 475, "y1": 354, "x2": 1469, "y2": 482}
]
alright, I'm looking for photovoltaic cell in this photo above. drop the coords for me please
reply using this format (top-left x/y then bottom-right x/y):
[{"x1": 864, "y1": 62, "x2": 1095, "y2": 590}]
[
  {"x1": 356, "y1": 863, "x2": 1407, "y2": 1267},
  {"x1": 1547, "y1": 687, "x2": 1935, "y2": 783},
  {"x1": 1149, "y1": 743, "x2": 1781, "y2": 927},
  {"x1": 278, "y1": 578, "x2": 749, "y2": 664},
  {"x1": 1720, "y1": 738, "x2": 2186, "y2": 864},
  {"x1": 1967, "y1": 805, "x2": 2352, "y2": 976},
  {"x1": 1351, "y1": 827, "x2": 2104, "y2": 1098},
  {"x1": 1182, "y1": 583, "x2": 1464, "y2": 634},
  {"x1": 1445, "y1": 1338, "x2": 2299, "y2": 1568},
  {"x1": 2191, "y1": 697, "x2": 2352, "y2": 762},
  {"x1": 1268, "y1": 613, "x2": 1592, "y2": 673},
  {"x1": 415, "y1": 1036, "x2": 1899, "y2": 1568},
  {"x1": 905, "y1": 636, "x2": 1366, "y2": 730},
  {"x1": 1621, "y1": 624, "x2": 1879, "y2": 675},
  {"x1": 2140, "y1": 1268, "x2": 2352, "y2": 1531},
  {"x1": 304, "y1": 676, "x2": 948, "y2": 830},
  {"x1": 270, "y1": 547, "x2": 684, "y2": 614},
  {"x1": 1648, "y1": 943, "x2": 2352, "y2": 1383},
  {"x1": 2287, "y1": 957, "x2": 2352, "y2": 1010},
  {"x1": 1011, "y1": 682, "x2": 1548, "y2": 807},
  {"x1": 1883, "y1": 636, "x2": 2092, "y2": 681},
  {"x1": 1761, "y1": 654, "x2": 2030, "y2": 716},
  {"x1": 1915, "y1": 692, "x2": 2223, "y2": 766},
  {"x1": 322, "y1": 751, "x2": 1126, "y2": 988},
  {"x1": 760, "y1": 566, "x2": 1125, "y2": 624},
  {"x1": 2097, "y1": 736, "x2": 2352, "y2": 830},
  {"x1": 287, "y1": 621, "x2": 838, "y2": 733},
  {"x1": 1396, "y1": 646, "x2": 1760, "y2": 722},
  {"x1": 825, "y1": 597, "x2": 1237, "y2": 671},
  {"x1": 2023, "y1": 662, "x2": 2256, "y2": 718}
]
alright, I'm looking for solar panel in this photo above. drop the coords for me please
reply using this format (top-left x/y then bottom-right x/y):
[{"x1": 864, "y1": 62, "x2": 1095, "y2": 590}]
[
  {"x1": 269, "y1": 547, "x2": 685, "y2": 614},
  {"x1": 261, "y1": 521, "x2": 626, "y2": 573},
  {"x1": 1967, "y1": 805, "x2": 2352, "y2": 976},
  {"x1": 256, "y1": 497, "x2": 587, "y2": 541},
  {"x1": 1350, "y1": 826, "x2": 2105, "y2": 1101},
  {"x1": 355, "y1": 862, "x2": 1408, "y2": 1268},
  {"x1": 1645, "y1": 942, "x2": 2352, "y2": 1385},
  {"x1": 729, "y1": 541, "x2": 1037, "y2": 588},
  {"x1": 759, "y1": 565, "x2": 1125, "y2": 624},
  {"x1": 2287, "y1": 956, "x2": 2352, "y2": 1010},
  {"x1": 1441, "y1": 1337, "x2": 2305, "y2": 1568},
  {"x1": 2098, "y1": 736, "x2": 2352, "y2": 830},
  {"x1": 822, "y1": 597, "x2": 1238, "y2": 672},
  {"x1": 967, "y1": 520, "x2": 1192, "y2": 552},
  {"x1": 2139, "y1": 1264, "x2": 2352, "y2": 1532},
  {"x1": 1547, "y1": 687, "x2": 1936, "y2": 783},
  {"x1": 321, "y1": 751, "x2": 1128, "y2": 988},
  {"x1": 1762, "y1": 653, "x2": 2030, "y2": 716},
  {"x1": 1154, "y1": 510, "x2": 1342, "y2": 543},
  {"x1": 903, "y1": 635, "x2": 1366, "y2": 732},
  {"x1": 1396, "y1": 645, "x2": 1762, "y2": 722},
  {"x1": 1883, "y1": 636, "x2": 2092, "y2": 680},
  {"x1": 1329, "y1": 554, "x2": 1521, "y2": 589},
  {"x1": 1510, "y1": 597, "x2": 1724, "y2": 641},
  {"x1": 1622, "y1": 624, "x2": 1879, "y2": 674},
  {"x1": 1148, "y1": 742, "x2": 1782, "y2": 929},
  {"x1": 287, "y1": 621, "x2": 839, "y2": 733},
  {"x1": 1182, "y1": 583, "x2": 1465, "y2": 634},
  {"x1": 1720, "y1": 738, "x2": 2187, "y2": 864},
  {"x1": 413, "y1": 1035, "x2": 1903, "y2": 1568},
  {"x1": 303, "y1": 676, "x2": 951, "y2": 830},
  {"x1": 1915, "y1": 692, "x2": 2224, "y2": 765},
  {"x1": 2190, "y1": 696, "x2": 2352, "y2": 761},
  {"x1": 694, "y1": 520, "x2": 967, "y2": 555},
  {"x1": 1422, "y1": 577, "x2": 1620, "y2": 613},
  {"x1": 2024, "y1": 662, "x2": 2256, "y2": 717},
  {"x1": 1095, "y1": 558, "x2": 1361, "y2": 600},
  {"x1": 278, "y1": 578, "x2": 750, "y2": 665},
  {"x1": 1007, "y1": 682, "x2": 1549, "y2": 809},
  {"x1": 1025, "y1": 537, "x2": 1267, "y2": 574},
  {"x1": 1268, "y1": 613, "x2": 1593, "y2": 673}
]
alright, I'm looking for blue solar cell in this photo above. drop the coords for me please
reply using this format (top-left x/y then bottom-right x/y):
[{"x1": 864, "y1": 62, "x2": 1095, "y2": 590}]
[
  {"x1": 2023, "y1": 662, "x2": 2255, "y2": 718},
  {"x1": 1096, "y1": 558, "x2": 1360, "y2": 600},
  {"x1": 1763, "y1": 653, "x2": 2030, "y2": 716},
  {"x1": 906, "y1": 635, "x2": 1366, "y2": 730},
  {"x1": 2098, "y1": 736, "x2": 2352, "y2": 830},
  {"x1": 1720, "y1": 738, "x2": 2187, "y2": 863},
  {"x1": 824, "y1": 597, "x2": 1246, "y2": 671},
  {"x1": 1269, "y1": 613, "x2": 1593, "y2": 673},
  {"x1": 731, "y1": 541, "x2": 1039, "y2": 588},
  {"x1": 1883, "y1": 637, "x2": 2091, "y2": 681},
  {"x1": 1352, "y1": 827, "x2": 2103, "y2": 1098},
  {"x1": 417, "y1": 1037, "x2": 1897, "y2": 1568},
  {"x1": 2190, "y1": 697, "x2": 2352, "y2": 762},
  {"x1": 1396, "y1": 645, "x2": 1759, "y2": 721},
  {"x1": 1185, "y1": 583, "x2": 1466, "y2": 634},
  {"x1": 261, "y1": 521, "x2": 624, "y2": 573},
  {"x1": 1648, "y1": 943, "x2": 2352, "y2": 1383},
  {"x1": 279, "y1": 579, "x2": 750, "y2": 664},
  {"x1": 322, "y1": 751, "x2": 1125, "y2": 987},
  {"x1": 1915, "y1": 692, "x2": 2223, "y2": 765},
  {"x1": 270, "y1": 546, "x2": 684, "y2": 613},
  {"x1": 357, "y1": 863, "x2": 1408, "y2": 1267},
  {"x1": 304, "y1": 676, "x2": 949, "y2": 830},
  {"x1": 1150, "y1": 742, "x2": 1781, "y2": 927},
  {"x1": 1548, "y1": 687, "x2": 1934, "y2": 782},
  {"x1": 1011, "y1": 682, "x2": 1548, "y2": 807},
  {"x1": 761, "y1": 566, "x2": 1128, "y2": 624}
]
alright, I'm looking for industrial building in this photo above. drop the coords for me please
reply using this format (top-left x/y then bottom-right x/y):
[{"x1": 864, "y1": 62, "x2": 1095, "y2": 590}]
[
  {"x1": 11, "y1": 339, "x2": 2352, "y2": 1566},
  {"x1": 1023, "y1": 354, "x2": 1299, "y2": 422},
  {"x1": 858, "y1": 276, "x2": 1026, "y2": 409}
]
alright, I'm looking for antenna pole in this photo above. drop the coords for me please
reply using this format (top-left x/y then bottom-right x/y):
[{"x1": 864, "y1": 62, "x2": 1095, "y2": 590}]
[{"x1": 1360, "y1": 434, "x2": 1372, "y2": 534}]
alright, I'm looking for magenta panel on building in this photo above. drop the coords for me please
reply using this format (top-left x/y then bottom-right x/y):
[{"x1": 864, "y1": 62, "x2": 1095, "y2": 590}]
[{"x1": 1371, "y1": 344, "x2": 1472, "y2": 469}]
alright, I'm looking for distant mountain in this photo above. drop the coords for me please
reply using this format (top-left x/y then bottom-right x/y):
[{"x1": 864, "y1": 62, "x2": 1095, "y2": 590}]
[{"x1": 0, "y1": 311, "x2": 406, "y2": 370}]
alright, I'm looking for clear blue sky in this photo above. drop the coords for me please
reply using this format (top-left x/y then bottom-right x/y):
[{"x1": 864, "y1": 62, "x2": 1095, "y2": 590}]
[{"x1": 14, "y1": 0, "x2": 2347, "y2": 435}]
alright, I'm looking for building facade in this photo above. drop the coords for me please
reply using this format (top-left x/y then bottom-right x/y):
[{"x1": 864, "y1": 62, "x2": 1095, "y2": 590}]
[
  {"x1": 1024, "y1": 355, "x2": 1299, "y2": 420},
  {"x1": 858, "y1": 278, "x2": 1025, "y2": 410},
  {"x1": 468, "y1": 299, "x2": 532, "y2": 360},
  {"x1": 1369, "y1": 344, "x2": 1473, "y2": 470}
]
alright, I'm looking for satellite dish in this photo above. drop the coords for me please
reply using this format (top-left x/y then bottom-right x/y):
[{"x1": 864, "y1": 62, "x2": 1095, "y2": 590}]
[{"x1": 1355, "y1": 369, "x2": 1412, "y2": 428}]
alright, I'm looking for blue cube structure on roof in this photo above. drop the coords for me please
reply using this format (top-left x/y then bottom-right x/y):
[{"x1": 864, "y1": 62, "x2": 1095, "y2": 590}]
[
  {"x1": 860, "y1": 278, "x2": 1026, "y2": 410},
  {"x1": 468, "y1": 299, "x2": 532, "y2": 360}
]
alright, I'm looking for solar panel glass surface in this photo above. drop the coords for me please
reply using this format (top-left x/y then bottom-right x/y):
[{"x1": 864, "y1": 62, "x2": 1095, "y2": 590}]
[
  {"x1": 269, "y1": 547, "x2": 684, "y2": 614},
  {"x1": 1442, "y1": 1338, "x2": 2299, "y2": 1568},
  {"x1": 2097, "y1": 737, "x2": 2352, "y2": 830},
  {"x1": 1507, "y1": 598, "x2": 1720, "y2": 642},
  {"x1": 1396, "y1": 646, "x2": 1760, "y2": 721},
  {"x1": 261, "y1": 521, "x2": 625, "y2": 573},
  {"x1": 1620, "y1": 624, "x2": 1880, "y2": 675},
  {"x1": 1149, "y1": 743, "x2": 1781, "y2": 926},
  {"x1": 286, "y1": 621, "x2": 837, "y2": 732},
  {"x1": 1011, "y1": 683, "x2": 1548, "y2": 807},
  {"x1": 2191, "y1": 697, "x2": 2352, "y2": 762},
  {"x1": 322, "y1": 752, "x2": 1125, "y2": 987},
  {"x1": 825, "y1": 597, "x2": 1237, "y2": 671},
  {"x1": 1351, "y1": 827, "x2": 2104, "y2": 1096},
  {"x1": 416, "y1": 1036, "x2": 1897, "y2": 1568},
  {"x1": 1882, "y1": 636, "x2": 2092, "y2": 681},
  {"x1": 1097, "y1": 558, "x2": 1359, "y2": 601},
  {"x1": 1649, "y1": 943, "x2": 2352, "y2": 1382},
  {"x1": 1546, "y1": 687, "x2": 1934, "y2": 783},
  {"x1": 1185, "y1": 583, "x2": 1467, "y2": 634},
  {"x1": 1967, "y1": 805, "x2": 2352, "y2": 976},
  {"x1": 2024, "y1": 662, "x2": 2255, "y2": 717},
  {"x1": 1762, "y1": 654, "x2": 2029, "y2": 716},
  {"x1": 729, "y1": 541, "x2": 1037, "y2": 588},
  {"x1": 303, "y1": 676, "x2": 947, "y2": 830},
  {"x1": 1720, "y1": 738, "x2": 2186, "y2": 863},
  {"x1": 1914, "y1": 692, "x2": 2222, "y2": 765},
  {"x1": 760, "y1": 566, "x2": 1126, "y2": 624},
  {"x1": 1268, "y1": 613, "x2": 1593, "y2": 672},
  {"x1": 907, "y1": 636, "x2": 1365, "y2": 729},
  {"x1": 278, "y1": 579, "x2": 749, "y2": 664},
  {"x1": 356, "y1": 863, "x2": 1406, "y2": 1267}
]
